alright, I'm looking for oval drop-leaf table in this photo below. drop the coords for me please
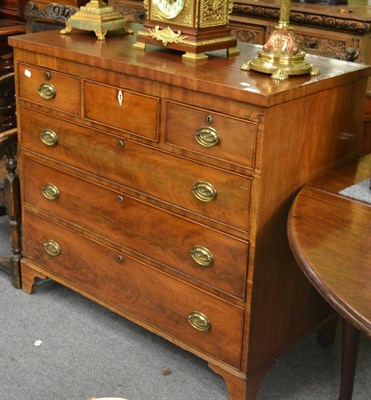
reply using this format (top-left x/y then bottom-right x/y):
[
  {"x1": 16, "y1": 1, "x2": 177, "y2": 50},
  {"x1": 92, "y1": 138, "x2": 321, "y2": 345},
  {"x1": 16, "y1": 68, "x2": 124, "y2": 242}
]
[{"x1": 288, "y1": 154, "x2": 371, "y2": 400}]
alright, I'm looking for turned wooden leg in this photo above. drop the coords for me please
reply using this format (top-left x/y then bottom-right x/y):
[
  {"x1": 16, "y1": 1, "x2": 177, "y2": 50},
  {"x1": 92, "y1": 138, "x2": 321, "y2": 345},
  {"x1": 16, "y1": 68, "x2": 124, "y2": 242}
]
[
  {"x1": 338, "y1": 319, "x2": 360, "y2": 400},
  {"x1": 317, "y1": 315, "x2": 338, "y2": 346},
  {"x1": 4, "y1": 150, "x2": 22, "y2": 288},
  {"x1": 209, "y1": 362, "x2": 274, "y2": 400},
  {"x1": 21, "y1": 262, "x2": 48, "y2": 294}
]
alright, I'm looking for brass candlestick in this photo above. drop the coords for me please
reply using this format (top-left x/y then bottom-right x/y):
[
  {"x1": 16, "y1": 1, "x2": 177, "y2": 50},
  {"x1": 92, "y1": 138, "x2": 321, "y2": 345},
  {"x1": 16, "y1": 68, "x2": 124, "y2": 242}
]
[
  {"x1": 60, "y1": 0, "x2": 130, "y2": 40},
  {"x1": 241, "y1": 0, "x2": 319, "y2": 80}
]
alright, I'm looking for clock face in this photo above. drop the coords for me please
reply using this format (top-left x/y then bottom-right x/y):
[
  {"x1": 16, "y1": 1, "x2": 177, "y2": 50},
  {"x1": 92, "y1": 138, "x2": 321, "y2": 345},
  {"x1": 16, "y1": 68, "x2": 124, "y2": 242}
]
[{"x1": 153, "y1": 0, "x2": 186, "y2": 20}]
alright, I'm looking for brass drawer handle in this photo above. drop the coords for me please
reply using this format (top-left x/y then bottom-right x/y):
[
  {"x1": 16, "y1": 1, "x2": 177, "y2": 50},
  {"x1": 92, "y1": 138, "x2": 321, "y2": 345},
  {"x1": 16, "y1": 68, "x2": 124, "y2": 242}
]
[
  {"x1": 41, "y1": 183, "x2": 60, "y2": 200},
  {"x1": 38, "y1": 82, "x2": 56, "y2": 100},
  {"x1": 192, "y1": 181, "x2": 217, "y2": 202},
  {"x1": 194, "y1": 126, "x2": 220, "y2": 148},
  {"x1": 190, "y1": 246, "x2": 214, "y2": 267},
  {"x1": 40, "y1": 129, "x2": 58, "y2": 146},
  {"x1": 187, "y1": 311, "x2": 211, "y2": 332},
  {"x1": 43, "y1": 239, "x2": 61, "y2": 257}
]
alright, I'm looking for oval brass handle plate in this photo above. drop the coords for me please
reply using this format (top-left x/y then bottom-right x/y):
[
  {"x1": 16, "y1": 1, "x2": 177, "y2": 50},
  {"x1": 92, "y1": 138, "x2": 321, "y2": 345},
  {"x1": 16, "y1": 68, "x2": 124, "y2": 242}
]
[
  {"x1": 192, "y1": 181, "x2": 217, "y2": 202},
  {"x1": 190, "y1": 246, "x2": 214, "y2": 267},
  {"x1": 40, "y1": 129, "x2": 58, "y2": 146},
  {"x1": 43, "y1": 239, "x2": 61, "y2": 257},
  {"x1": 38, "y1": 82, "x2": 56, "y2": 100},
  {"x1": 41, "y1": 183, "x2": 60, "y2": 200},
  {"x1": 187, "y1": 311, "x2": 211, "y2": 332},
  {"x1": 194, "y1": 126, "x2": 220, "y2": 148}
]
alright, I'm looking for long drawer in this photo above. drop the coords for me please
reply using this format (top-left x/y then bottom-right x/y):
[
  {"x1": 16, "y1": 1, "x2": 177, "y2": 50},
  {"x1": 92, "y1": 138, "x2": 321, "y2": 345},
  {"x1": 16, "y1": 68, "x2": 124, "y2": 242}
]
[
  {"x1": 22, "y1": 211, "x2": 244, "y2": 368},
  {"x1": 22, "y1": 157, "x2": 249, "y2": 299},
  {"x1": 20, "y1": 106, "x2": 252, "y2": 232}
]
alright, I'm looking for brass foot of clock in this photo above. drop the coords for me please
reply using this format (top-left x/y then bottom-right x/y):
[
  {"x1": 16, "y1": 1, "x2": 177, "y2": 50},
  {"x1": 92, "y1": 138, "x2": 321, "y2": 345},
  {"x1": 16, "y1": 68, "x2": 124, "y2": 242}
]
[
  {"x1": 182, "y1": 52, "x2": 209, "y2": 61},
  {"x1": 60, "y1": 0, "x2": 130, "y2": 40}
]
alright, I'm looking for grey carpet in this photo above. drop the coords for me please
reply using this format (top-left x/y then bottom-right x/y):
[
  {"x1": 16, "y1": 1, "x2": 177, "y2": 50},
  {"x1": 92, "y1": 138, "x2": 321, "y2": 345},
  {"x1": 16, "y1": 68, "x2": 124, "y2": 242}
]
[
  {"x1": 339, "y1": 179, "x2": 371, "y2": 205},
  {"x1": 0, "y1": 215, "x2": 370, "y2": 400}
]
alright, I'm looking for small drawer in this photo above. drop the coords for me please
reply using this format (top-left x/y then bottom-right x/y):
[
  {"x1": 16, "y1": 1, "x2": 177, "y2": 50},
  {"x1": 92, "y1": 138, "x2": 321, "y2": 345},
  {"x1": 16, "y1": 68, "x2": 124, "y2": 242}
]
[
  {"x1": 23, "y1": 157, "x2": 249, "y2": 299},
  {"x1": 84, "y1": 81, "x2": 159, "y2": 141},
  {"x1": 18, "y1": 63, "x2": 80, "y2": 115},
  {"x1": 20, "y1": 108, "x2": 252, "y2": 233},
  {"x1": 166, "y1": 101, "x2": 257, "y2": 169},
  {"x1": 23, "y1": 212, "x2": 244, "y2": 368}
]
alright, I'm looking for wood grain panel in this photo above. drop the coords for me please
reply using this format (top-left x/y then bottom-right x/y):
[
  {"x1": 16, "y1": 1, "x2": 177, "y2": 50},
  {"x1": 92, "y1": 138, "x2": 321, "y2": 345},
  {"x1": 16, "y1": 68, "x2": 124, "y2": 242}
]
[
  {"x1": 20, "y1": 107, "x2": 253, "y2": 233},
  {"x1": 84, "y1": 80, "x2": 160, "y2": 141},
  {"x1": 166, "y1": 100, "x2": 257, "y2": 170},
  {"x1": 22, "y1": 211, "x2": 245, "y2": 368},
  {"x1": 22, "y1": 156, "x2": 249, "y2": 299},
  {"x1": 17, "y1": 63, "x2": 80, "y2": 115}
]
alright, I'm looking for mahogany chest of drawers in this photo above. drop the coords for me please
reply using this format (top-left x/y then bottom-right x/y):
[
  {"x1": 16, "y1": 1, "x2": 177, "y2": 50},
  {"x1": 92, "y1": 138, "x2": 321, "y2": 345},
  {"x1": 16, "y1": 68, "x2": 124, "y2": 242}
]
[{"x1": 9, "y1": 28, "x2": 370, "y2": 399}]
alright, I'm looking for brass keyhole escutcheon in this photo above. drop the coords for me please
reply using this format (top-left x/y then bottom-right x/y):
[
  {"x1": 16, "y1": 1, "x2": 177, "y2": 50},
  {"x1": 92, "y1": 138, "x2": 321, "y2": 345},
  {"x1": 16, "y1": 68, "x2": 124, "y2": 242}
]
[
  {"x1": 189, "y1": 246, "x2": 214, "y2": 267},
  {"x1": 117, "y1": 255, "x2": 124, "y2": 263},
  {"x1": 117, "y1": 195, "x2": 124, "y2": 204},
  {"x1": 205, "y1": 115, "x2": 213, "y2": 124},
  {"x1": 40, "y1": 129, "x2": 58, "y2": 146},
  {"x1": 187, "y1": 311, "x2": 211, "y2": 332},
  {"x1": 44, "y1": 71, "x2": 51, "y2": 80},
  {"x1": 194, "y1": 126, "x2": 219, "y2": 148},
  {"x1": 38, "y1": 82, "x2": 56, "y2": 100},
  {"x1": 192, "y1": 181, "x2": 217, "y2": 202},
  {"x1": 41, "y1": 183, "x2": 60, "y2": 200},
  {"x1": 43, "y1": 240, "x2": 61, "y2": 257},
  {"x1": 117, "y1": 139, "x2": 125, "y2": 149}
]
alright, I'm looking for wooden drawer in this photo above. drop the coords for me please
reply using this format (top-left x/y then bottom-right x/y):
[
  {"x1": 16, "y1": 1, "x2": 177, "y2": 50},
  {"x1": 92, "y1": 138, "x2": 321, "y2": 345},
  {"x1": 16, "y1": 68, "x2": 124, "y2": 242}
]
[
  {"x1": 166, "y1": 101, "x2": 257, "y2": 169},
  {"x1": 84, "y1": 80, "x2": 160, "y2": 141},
  {"x1": 22, "y1": 211, "x2": 244, "y2": 368},
  {"x1": 17, "y1": 63, "x2": 80, "y2": 115},
  {"x1": 20, "y1": 107, "x2": 252, "y2": 232},
  {"x1": 22, "y1": 157, "x2": 249, "y2": 299}
]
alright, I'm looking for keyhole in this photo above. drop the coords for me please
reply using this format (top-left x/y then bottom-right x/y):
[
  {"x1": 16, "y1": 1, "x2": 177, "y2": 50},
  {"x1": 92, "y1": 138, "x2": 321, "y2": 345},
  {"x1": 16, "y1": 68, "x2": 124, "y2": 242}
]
[
  {"x1": 205, "y1": 115, "x2": 213, "y2": 124},
  {"x1": 117, "y1": 90, "x2": 123, "y2": 106}
]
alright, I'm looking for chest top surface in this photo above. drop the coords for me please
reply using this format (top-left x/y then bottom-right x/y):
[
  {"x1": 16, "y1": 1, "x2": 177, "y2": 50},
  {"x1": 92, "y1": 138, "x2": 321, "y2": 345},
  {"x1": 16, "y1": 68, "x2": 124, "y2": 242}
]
[{"x1": 9, "y1": 25, "x2": 370, "y2": 107}]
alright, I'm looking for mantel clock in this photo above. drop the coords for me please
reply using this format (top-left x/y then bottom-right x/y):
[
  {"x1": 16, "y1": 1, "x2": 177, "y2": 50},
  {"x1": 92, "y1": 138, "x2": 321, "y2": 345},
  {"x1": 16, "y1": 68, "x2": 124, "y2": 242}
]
[{"x1": 134, "y1": 0, "x2": 239, "y2": 60}]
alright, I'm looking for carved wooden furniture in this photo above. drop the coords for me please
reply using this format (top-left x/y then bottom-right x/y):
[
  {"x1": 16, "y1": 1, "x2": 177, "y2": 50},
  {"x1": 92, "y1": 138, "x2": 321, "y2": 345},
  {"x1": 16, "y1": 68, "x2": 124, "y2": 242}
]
[
  {"x1": 10, "y1": 28, "x2": 370, "y2": 399},
  {"x1": 0, "y1": 0, "x2": 28, "y2": 21},
  {"x1": 0, "y1": 20, "x2": 25, "y2": 88},
  {"x1": 24, "y1": 1, "x2": 79, "y2": 32},
  {"x1": 0, "y1": 19, "x2": 25, "y2": 288},
  {"x1": 0, "y1": 21, "x2": 20, "y2": 132},
  {"x1": 0, "y1": 127, "x2": 21, "y2": 287},
  {"x1": 29, "y1": 0, "x2": 87, "y2": 8},
  {"x1": 0, "y1": 72, "x2": 21, "y2": 287},
  {"x1": 288, "y1": 154, "x2": 371, "y2": 400}
]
